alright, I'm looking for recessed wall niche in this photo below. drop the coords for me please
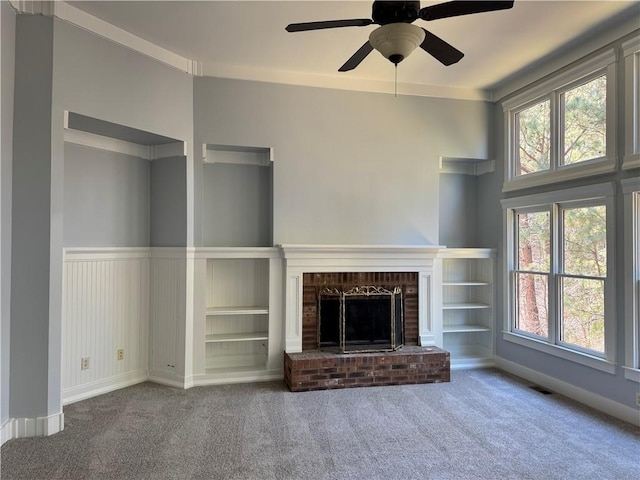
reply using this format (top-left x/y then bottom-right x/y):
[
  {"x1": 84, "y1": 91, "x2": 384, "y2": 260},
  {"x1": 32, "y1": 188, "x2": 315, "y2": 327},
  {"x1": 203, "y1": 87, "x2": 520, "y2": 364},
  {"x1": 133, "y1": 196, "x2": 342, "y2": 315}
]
[
  {"x1": 61, "y1": 111, "x2": 187, "y2": 404},
  {"x1": 202, "y1": 144, "x2": 273, "y2": 247},
  {"x1": 63, "y1": 111, "x2": 187, "y2": 247}
]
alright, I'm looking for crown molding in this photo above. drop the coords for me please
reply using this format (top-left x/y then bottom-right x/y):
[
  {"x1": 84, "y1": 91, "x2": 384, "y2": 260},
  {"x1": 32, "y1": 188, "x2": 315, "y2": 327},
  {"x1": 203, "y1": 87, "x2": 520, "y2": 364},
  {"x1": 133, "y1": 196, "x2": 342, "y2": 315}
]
[
  {"x1": 10, "y1": 1, "x2": 488, "y2": 100},
  {"x1": 201, "y1": 62, "x2": 491, "y2": 101},
  {"x1": 8, "y1": 0, "x2": 53, "y2": 16},
  {"x1": 10, "y1": 1, "x2": 202, "y2": 75}
]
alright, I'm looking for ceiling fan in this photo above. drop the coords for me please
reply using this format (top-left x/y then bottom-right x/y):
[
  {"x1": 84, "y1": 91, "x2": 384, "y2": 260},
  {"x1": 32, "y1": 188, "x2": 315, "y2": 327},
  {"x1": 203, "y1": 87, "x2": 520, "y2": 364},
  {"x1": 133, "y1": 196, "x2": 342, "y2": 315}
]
[{"x1": 286, "y1": 1, "x2": 515, "y2": 72}]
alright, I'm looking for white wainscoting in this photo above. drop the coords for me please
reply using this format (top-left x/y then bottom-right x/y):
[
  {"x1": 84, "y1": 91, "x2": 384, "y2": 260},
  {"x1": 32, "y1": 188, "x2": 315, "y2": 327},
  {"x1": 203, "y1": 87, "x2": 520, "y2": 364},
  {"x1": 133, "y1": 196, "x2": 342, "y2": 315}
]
[
  {"x1": 148, "y1": 248, "x2": 187, "y2": 388},
  {"x1": 62, "y1": 248, "x2": 150, "y2": 404}
]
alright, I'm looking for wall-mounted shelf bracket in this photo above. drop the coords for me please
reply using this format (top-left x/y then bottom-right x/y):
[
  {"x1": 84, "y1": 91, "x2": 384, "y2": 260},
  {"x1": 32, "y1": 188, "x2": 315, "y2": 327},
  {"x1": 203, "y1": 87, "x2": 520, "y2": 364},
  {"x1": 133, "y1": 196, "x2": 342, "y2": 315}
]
[
  {"x1": 202, "y1": 144, "x2": 273, "y2": 166},
  {"x1": 439, "y1": 157, "x2": 494, "y2": 176}
]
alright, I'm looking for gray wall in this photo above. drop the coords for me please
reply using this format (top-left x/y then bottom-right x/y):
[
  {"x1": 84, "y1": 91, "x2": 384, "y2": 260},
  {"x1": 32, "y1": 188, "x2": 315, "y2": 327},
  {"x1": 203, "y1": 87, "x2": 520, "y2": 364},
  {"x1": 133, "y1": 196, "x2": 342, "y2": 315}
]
[
  {"x1": 52, "y1": 18, "x2": 193, "y2": 249},
  {"x1": 10, "y1": 14, "x2": 54, "y2": 418},
  {"x1": 194, "y1": 77, "x2": 491, "y2": 247},
  {"x1": 439, "y1": 173, "x2": 478, "y2": 248},
  {"x1": 1, "y1": 0, "x2": 15, "y2": 427},
  {"x1": 202, "y1": 163, "x2": 272, "y2": 247},
  {"x1": 150, "y1": 156, "x2": 187, "y2": 247},
  {"x1": 64, "y1": 143, "x2": 150, "y2": 247},
  {"x1": 478, "y1": 29, "x2": 640, "y2": 409},
  {"x1": 5, "y1": 16, "x2": 194, "y2": 425}
]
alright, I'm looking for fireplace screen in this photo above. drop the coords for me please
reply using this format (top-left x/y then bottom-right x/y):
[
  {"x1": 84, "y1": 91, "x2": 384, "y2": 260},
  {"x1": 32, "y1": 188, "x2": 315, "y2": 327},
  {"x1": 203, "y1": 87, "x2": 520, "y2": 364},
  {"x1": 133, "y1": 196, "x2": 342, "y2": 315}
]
[{"x1": 318, "y1": 286, "x2": 404, "y2": 353}]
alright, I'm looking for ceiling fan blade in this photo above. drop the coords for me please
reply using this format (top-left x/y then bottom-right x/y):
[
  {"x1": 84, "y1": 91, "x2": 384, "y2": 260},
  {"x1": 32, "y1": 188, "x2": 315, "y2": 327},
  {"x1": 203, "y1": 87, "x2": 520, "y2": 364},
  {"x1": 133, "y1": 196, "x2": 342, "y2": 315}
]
[
  {"x1": 338, "y1": 41, "x2": 374, "y2": 72},
  {"x1": 286, "y1": 18, "x2": 373, "y2": 32},
  {"x1": 419, "y1": 29, "x2": 464, "y2": 66},
  {"x1": 420, "y1": 1, "x2": 514, "y2": 21}
]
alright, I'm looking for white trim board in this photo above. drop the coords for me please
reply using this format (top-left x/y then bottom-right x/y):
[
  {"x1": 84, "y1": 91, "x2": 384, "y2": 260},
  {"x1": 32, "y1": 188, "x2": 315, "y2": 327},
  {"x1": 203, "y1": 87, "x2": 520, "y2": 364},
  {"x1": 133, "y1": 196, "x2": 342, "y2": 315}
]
[
  {"x1": 439, "y1": 157, "x2": 495, "y2": 176},
  {"x1": 52, "y1": 1, "x2": 201, "y2": 75},
  {"x1": 190, "y1": 368, "x2": 283, "y2": 387},
  {"x1": 63, "y1": 370, "x2": 148, "y2": 406},
  {"x1": 495, "y1": 357, "x2": 640, "y2": 426},
  {"x1": 64, "y1": 128, "x2": 186, "y2": 161},
  {"x1": 1, "y1": 420, "x2": 13, "y2": 446},
  {"x1": 0, "y1": 412, "x2": 65, "y2": 445}
]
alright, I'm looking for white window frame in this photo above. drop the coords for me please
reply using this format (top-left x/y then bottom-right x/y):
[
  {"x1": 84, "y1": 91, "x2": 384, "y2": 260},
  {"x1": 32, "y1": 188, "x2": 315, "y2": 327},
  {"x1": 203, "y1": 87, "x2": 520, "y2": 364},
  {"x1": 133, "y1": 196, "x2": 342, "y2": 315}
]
[
  {"x1": 622, "y1": 178, "x2": 640, "y2": 383},
  {"x1": 502, "y1": 182, "x2": 616, "y2": 373},
  {"x1": 622, "y1": 35, "x2": 640, "y2": 170},
  {"x1": 502, "y1": 49, "x2": 617, "y2": 192},
  {"x1": 510, "y1": 206, "x2": 552, "y2": 339}
]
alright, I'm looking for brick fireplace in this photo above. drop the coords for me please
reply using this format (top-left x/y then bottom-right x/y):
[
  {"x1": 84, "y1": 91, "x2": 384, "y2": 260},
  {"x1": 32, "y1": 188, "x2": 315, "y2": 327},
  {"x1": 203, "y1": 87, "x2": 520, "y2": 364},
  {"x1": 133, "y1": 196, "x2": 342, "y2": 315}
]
[
  {"x1": 302, "y1": 271, "x2": 419, "y2": 350},
  {"x1": 280, "y1": 245, "x2": 449, "y2": 391}
]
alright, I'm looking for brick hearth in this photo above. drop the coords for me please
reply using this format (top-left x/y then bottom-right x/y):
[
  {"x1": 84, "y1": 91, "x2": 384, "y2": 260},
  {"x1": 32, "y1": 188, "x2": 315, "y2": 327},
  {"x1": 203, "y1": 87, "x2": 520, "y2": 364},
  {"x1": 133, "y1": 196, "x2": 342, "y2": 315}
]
[{"x1": 284, "y1": 346, "x2": 450, "y2": 392}]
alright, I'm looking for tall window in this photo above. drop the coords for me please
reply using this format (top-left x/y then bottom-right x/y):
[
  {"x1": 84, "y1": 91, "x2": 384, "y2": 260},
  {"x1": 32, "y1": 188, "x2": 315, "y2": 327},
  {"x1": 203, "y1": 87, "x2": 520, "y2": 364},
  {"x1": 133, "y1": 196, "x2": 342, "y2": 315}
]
[
  {"x1": 561, "y1": 75, "x2": 607, "y2": 166},
  {"x1": 504, "y1": 49, "x2": 616, "y2": 191},
  {"x1": 623, "y1": 178, "x2": 640, "y2": 382},
  {"x1": 503, "y1": 184, "x2": 614, "y2": 371},
  {"x1": 515, "y1": 100, "x2": 550, "y2": 176},
  {"x1": 514, "y1": 75, "x2": 607, "y2": 177},
  {"x1": 514, "y1": 209, "x2": 549, "y2": 337},
  {"x1": 559, "y1": 203, "x2": 606, "y2": 353},
  {"x1": 621, "y1": 35, "x2": 640, "y2": 381},
  {"x1": 622, "y1": 36, "x2": 640, "y2": 170}
]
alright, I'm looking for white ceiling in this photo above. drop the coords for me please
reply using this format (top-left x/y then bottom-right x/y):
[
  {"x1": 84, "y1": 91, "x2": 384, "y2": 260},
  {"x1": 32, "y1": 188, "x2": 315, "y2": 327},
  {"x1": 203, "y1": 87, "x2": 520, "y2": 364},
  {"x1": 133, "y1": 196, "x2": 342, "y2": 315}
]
[{"x1": 66, "y1": 1, "x2": 639, "y2": 99}]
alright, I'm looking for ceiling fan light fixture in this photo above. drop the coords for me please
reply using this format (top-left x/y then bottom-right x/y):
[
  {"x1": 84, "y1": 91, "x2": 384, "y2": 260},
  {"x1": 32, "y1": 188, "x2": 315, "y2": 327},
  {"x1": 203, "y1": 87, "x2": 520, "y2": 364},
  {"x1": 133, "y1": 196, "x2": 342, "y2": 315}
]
[{"x1": 369, "y1": 23, "x2": 425, "y2": 65}]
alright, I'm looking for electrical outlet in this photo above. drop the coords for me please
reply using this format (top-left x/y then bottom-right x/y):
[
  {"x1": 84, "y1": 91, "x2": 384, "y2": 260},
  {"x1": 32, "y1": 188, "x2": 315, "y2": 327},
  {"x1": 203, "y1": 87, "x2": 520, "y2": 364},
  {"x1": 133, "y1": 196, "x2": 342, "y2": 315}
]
[
  {"x1": 81, "y1": 357, "x2": 90, "y2": 370},
  {"x1": 117, "y1": 349, "x2": 124, "y2": 361},
  {"x1": 636, "y1": 392, "x2": 640, "y2": 408}
]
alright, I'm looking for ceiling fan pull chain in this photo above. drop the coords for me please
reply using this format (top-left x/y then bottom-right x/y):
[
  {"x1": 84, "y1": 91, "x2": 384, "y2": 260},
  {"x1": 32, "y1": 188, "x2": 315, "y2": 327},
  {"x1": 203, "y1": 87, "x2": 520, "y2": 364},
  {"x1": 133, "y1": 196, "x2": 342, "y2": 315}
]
[{"x1": 395, "y1": 64, "x2": 397, "y2": 98}]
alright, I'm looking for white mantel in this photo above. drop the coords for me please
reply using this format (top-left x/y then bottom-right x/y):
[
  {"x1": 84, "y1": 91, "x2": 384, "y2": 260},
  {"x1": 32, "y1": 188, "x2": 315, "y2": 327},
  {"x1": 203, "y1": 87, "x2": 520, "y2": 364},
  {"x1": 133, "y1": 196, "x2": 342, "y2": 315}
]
[{"x1": 280, "y1": 244, "x2": 443, "y2": 353}]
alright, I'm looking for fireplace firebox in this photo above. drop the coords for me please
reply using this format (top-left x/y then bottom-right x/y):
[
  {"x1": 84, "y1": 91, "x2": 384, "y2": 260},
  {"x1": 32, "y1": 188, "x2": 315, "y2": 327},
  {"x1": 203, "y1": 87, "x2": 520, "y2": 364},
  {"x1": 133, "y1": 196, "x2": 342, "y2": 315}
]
[{"x1": 318, "y1": 285, "x2": 404, "y2": 353}]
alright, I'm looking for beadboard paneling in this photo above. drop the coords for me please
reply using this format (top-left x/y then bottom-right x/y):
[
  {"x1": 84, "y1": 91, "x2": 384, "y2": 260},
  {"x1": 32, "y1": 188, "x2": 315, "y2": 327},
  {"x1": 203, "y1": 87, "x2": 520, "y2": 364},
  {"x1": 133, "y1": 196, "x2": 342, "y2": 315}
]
[
  {"x1": 206, "y1": 258, "x2": 269, "y2": 309},
  {"x1": 149, "y1": 252, "x2": 186, "y2": 378},
  {"x1": 62, "y1": 248, "x2": 149, "y2": 404}
]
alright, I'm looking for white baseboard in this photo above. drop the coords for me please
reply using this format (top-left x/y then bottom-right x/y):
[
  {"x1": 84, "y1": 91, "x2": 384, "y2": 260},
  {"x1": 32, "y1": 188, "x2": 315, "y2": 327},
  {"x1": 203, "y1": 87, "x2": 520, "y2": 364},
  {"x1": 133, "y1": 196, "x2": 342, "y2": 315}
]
[
  {"x1": 1, "y1": 412, "x2": 65, "y2": 445},
  {"x1": 495, "y1": 357, "x2": 640, "y2": 426},
  {"x1": 148, "y1": 369, "x2": 189, "y2": 389},
  {"x1": 193, "y1": 368, "x2": 283, "y2": 387},
  {"x1": 1, "y1": 419, "x2": 13, "y2": 446},
  {"x1": 63, "y1": 370, "x2": 148, "y2": 405},
  {"x1": 451, "y1": 358, "x2": 496, "y2": 370}
]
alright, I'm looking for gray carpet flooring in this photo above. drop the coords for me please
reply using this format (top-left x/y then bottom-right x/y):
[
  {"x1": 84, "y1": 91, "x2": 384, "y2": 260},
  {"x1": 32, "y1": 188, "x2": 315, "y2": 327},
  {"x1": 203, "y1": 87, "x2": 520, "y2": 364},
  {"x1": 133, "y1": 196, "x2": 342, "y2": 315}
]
[{"x1": 1, "y1": 369, "x2": 638, "y2": 480}]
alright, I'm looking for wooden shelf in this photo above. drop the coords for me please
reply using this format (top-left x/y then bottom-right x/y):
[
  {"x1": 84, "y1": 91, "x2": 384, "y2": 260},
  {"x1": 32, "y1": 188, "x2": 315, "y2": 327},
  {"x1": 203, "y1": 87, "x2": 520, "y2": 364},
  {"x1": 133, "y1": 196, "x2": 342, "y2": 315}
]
[
  {"x1": 445, "y1": 344, "x2": 492, "y2": 357},
  {"x1": 205, "y1": 332, "x2": 268, "y2": 343},
  {"x1": 445, "y1": 345, "x2": 495, "y2": 369},
  {"x1": 206, "y1": 306, "x2": 269, "y2": 316},
  {"x1": 443, "y1": 324, "x2": 491, "y2": 333},
  {"x1": 439, "y1": 249, "x2": 496, "y2": 368},
  {"x1": 202, "y1": 144, "x2": 272, "y2": 166},
  {"x1": 204, "y1": 364, "x2": 266, "y2": 377},
  {"x1": 201, "y1": 252, "x2": 278, "y2": 383},
  {"x1": 204, "y1": 352, "x2": 268, "y2": 371},
  {"x1": 439, "y1": 157, "x2": 495, "y2": 176},
  {"x1": 443, "y1": 302, "x2": 490, "y2": 310}
]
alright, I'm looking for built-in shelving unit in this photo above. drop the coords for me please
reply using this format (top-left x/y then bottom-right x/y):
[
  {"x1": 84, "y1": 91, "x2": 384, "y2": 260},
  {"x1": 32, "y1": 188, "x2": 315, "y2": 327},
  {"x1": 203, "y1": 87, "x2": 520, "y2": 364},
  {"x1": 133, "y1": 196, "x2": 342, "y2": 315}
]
[
  {"x1": 439, "y1": 248, "x2": 495, "y2": 368},
  {"x1": 194, "y1": 141, "x2": 281, "y2": 384},
  {"x1": 204, "y1": 254, "x2": 270, "y2": 373}
]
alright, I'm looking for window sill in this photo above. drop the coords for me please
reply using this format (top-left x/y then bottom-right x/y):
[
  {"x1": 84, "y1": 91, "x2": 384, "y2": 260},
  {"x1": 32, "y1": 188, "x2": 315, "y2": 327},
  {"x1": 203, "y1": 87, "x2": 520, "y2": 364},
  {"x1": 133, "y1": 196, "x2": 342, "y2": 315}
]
[
  {"x1": 622, "y1": 153, "x2": 640, "y2": 171},
  {"x1": 623, "y1": 366, "x2": 640, "y2": 383},
  {"x1": 503, "y1": 331, "x2": 616, "y2": 374},
  {"x1": 502, "y1": 157, "x2": 616, "y2": 193}
]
